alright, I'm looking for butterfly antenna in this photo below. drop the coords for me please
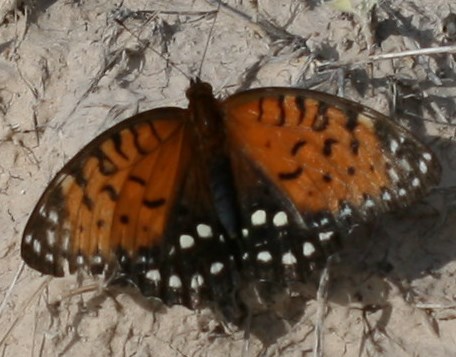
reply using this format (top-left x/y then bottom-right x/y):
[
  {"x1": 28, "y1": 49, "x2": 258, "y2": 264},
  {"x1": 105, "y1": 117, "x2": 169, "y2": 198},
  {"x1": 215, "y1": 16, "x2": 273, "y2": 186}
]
[
  {"x1": 197, "y1": 0, "x2": 222, "y2": 78},
  {"x1": 114, "y1": 18, "x2": 190, "y2": 80}
]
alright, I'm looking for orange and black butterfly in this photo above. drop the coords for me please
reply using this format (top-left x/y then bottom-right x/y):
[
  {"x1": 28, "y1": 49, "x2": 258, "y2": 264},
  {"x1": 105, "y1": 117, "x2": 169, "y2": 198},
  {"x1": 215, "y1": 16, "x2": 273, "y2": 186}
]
[{"x1": 21, "y1": 78, "x2": 440, "y2": 316}]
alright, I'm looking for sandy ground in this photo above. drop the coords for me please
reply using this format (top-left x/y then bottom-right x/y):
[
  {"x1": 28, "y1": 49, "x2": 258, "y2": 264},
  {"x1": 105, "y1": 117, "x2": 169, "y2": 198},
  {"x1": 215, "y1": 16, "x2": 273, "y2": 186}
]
[{"x1": 0, "y1": 0, "x2": 456, "y2": 356}]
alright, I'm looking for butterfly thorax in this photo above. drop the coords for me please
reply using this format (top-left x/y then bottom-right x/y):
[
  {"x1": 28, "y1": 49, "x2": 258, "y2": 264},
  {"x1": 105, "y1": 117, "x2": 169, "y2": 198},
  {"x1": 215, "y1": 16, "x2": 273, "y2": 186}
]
[{"x1": 186, "y1": 78, "x2": 227, "y2": 157}]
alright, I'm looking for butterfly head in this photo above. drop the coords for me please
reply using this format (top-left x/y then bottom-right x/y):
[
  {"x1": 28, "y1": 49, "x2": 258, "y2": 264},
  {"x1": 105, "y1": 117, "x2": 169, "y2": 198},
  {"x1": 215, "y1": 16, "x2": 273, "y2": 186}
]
[
  {"x1": 185, "y1": 77, "x2": 225, "y2": 146},
  {"x1": 186, "y1": 77, "x2": 214, "y2": 101}
]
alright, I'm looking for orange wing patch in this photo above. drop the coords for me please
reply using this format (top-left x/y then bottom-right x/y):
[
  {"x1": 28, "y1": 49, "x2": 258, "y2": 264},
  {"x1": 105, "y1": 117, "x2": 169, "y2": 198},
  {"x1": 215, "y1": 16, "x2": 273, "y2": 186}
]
[{"x1": 225, "y1": 89, "x2": 410, "y2": 216}]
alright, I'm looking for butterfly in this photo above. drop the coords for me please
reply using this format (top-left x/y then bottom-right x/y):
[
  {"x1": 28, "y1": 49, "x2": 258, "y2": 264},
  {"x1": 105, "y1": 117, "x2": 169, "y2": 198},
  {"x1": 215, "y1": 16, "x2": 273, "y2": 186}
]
[{"x1": 21, "y1": 77, "x2": 440, "y2": 318}]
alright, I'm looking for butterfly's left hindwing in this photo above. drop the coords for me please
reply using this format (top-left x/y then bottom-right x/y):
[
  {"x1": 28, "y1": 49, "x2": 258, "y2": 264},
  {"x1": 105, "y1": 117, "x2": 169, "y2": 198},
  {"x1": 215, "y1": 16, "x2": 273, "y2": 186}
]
[{"x1": 229, "y1": 150, "x2": 342, "y2": 284}]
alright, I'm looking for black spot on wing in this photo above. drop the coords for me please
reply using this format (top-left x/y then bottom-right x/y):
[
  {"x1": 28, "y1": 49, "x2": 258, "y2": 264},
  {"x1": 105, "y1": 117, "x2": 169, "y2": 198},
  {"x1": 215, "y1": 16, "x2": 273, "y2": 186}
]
[
  {"x1": 276, "y1": 95, "x2": 285, "y2": 126},
  {"x1": 112, "y1": 132, "x2": 129, "y2": 160},
  {"x1": 278, "y1": 166, "x2": 303, "y2": 180},
  {"x1": 295, "y1": 96, "x2": 305, "y2": 125},
  {"x1": 143, "y1": 198, "x2": 166, "y2": 208},
  {"x1": 291, "y1": 140, "x2": 307, "y2": 156},
  {"x1": 351, "y1": 139, "x2": 360, "y2": 155},
  {"x1": 312, "y1": 103, "x2": 329, "y2": 132},
  {"x1": 322, "y1": 173, "x2": 332, "y2": 183},
  {"x1": 130, "y1": 126, "x2": 149, "y2": 155},
  {"x1": 82, "y1": 194, "x2": 94, "y2": 210},
  {"x1": 120, "y1": 215, "x2": 129, "y2": 224},
  {"x1": 149, "y1": 122, "x2": 163, "y2": 142},
  {"x1": 93, "y1": 148, "x2": 118, "y2": 175},
  {"x1": 101, "y1": 184, "x2": 119, "y2": 201},
  {"x1": 345, "y1": 111, "x2": 358, "y2": 131},
  {"x1": 129, "y1": 175, "x2": 146, "y2": 186},
  {"x1": 323, "y1": 138, "x2": 338, "y2": 157}
]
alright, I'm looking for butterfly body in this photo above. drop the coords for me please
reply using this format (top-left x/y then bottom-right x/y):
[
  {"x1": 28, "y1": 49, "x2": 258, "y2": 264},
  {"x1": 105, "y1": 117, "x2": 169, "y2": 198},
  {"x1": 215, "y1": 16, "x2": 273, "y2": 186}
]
[
  {"x1": 22, "y1": 78, "x2": 440, "y2": 316},
  {"x1": 186, "y1": 79, "x2": 243, "y2": 241}
]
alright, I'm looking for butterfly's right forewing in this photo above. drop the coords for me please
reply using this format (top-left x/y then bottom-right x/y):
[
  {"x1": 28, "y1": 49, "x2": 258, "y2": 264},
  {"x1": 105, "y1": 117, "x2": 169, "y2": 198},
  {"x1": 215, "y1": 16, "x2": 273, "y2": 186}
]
[{"x1": 21, "y1": 108, "x2": 189, "y2": 277}]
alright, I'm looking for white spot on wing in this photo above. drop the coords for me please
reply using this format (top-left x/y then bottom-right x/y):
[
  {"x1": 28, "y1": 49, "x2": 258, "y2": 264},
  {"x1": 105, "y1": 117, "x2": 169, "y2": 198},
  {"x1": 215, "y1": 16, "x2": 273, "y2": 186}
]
[
  {"x1": 365, "y1": 198, "x2": 375, "y2": 208},
  {"x1": 61, "y1": 232, "x2": 70, "y2": 252},
  {"x1": 196, "y1": 224, "x2": 213, "y2": 238},
  {"x1": 45, "y1": 253, "x2": 53, "y2": 263},
  {"x1": 272, "y1": 211, "x2": 288, "y2": 227},
  {"x1": 120, "y1": 254, "x2": 128, "y2": 264},
  {"x1": 76, "y1": 255, "x2": 84, "y2": 266},
  {"x1": 48, "y1": 210, "x2": 59, "y2": 224},
  {"x1": 382, "y1": 191, "x2": 392, "y2": 201},
  {"x1": 242, "y1": 228, "x2": 249, "y2": 237},
  {"x1": 399, "y1": 158, "x2": 412, "y2": 172},
  {"x1": 303, "y1": 242, "x2": 316, "y2": 257},
  {"x1": 210, "y1": 262, "x2": 224, "y2": 275},
  {"x1": 388, "y1": 168, "x2": 400, "y2": 183},
  {"x1": 339, "y1": 205, "x2": 352, "y2": 217},
  {"x1": 169, "y1": 275, "x2": 182, "y2": 289},
  {"x1": 257, "y1": 251, "x2": 273, "y2": 263},
  {"x1": 251, "y1": 210, "x2": 266, "y2": 226},
  {"x1": 179, "y1": 234, "x2": 195, "y2": 249},
  {"x1": 46, "y1": 230, "x2": 56, "y2": 247},
  {"x1": 412, "y1": 177, "x2": 420, "y2": 187},
  {"x1": 146, "y1": 269, "x2": 161, "y2": 282},
  {"x1": 39, "y1": 205, "x2": 47, "y2": 217},
  {"x1": 419, "y1": 160, "x2": 428, "y2": 174},
  {"x1": 390, "y1": 139, "x2": 399, "y2": 154},
  {"x1": 320, "y1": 217, "x2": 329, "y2": 226},
  {"x1": 422, "y1": 152, "x2": 432, "y2": 161},
  {"x1": 318, "y1": 231, "x2": 334, "y2": 242},
  {"x1": 33, "y1": 240, "x2": 41, "y2": 255},
  {"x1": 191, "y1": 274, "x2": 204, "y2": 289},
  {"x1": 282, "y1": 252, "x2": 297, "y2": 265},
  {"x1": 93, "y1": 255, "x2": 102, "y2": 265},
  {"x1": 24, "y1": 234, "x2": 32, "y2": 244}
]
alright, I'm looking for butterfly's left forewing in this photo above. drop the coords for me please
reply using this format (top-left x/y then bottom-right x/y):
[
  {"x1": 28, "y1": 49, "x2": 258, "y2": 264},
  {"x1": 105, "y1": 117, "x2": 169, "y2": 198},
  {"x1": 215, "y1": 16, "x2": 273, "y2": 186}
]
[{"x1": 224, "y1": 88, "x2": 440, "y2": 226}]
